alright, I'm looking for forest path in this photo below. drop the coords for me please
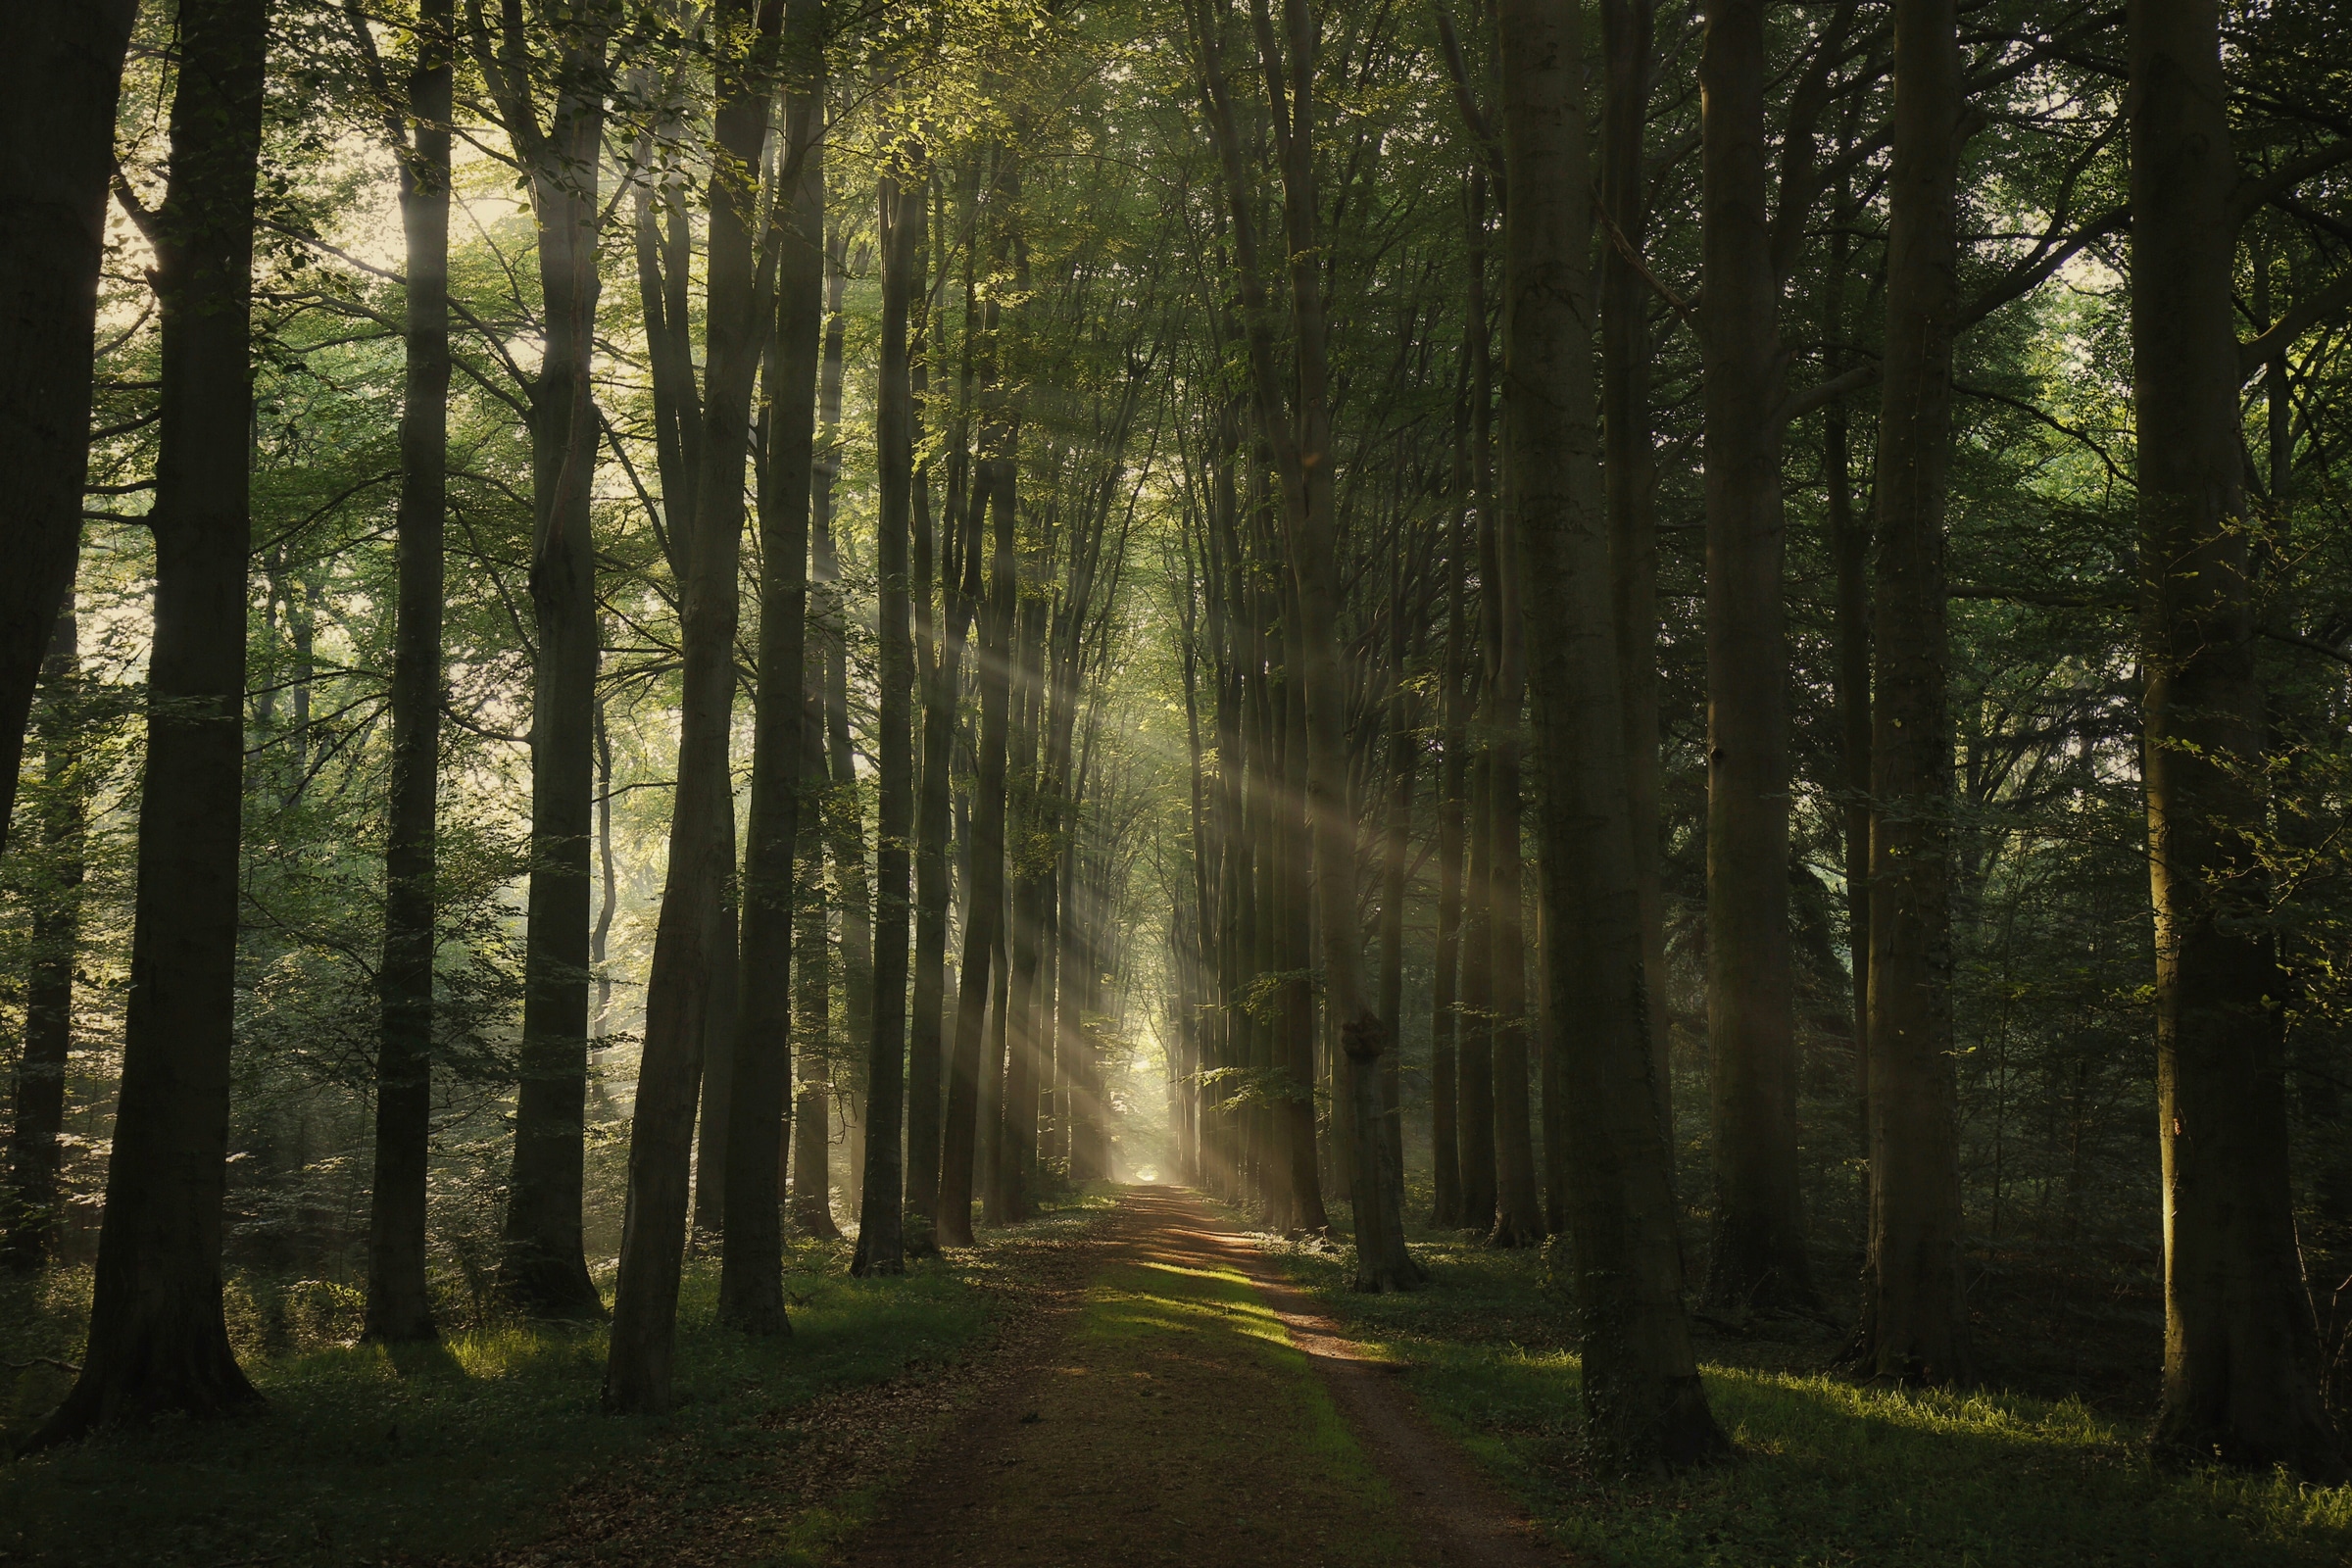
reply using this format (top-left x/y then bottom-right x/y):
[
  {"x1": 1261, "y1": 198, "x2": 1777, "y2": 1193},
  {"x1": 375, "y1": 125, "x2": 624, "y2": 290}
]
[{"x1": 838, "y1": 1186, "x2": 1557, "y2": 1568}]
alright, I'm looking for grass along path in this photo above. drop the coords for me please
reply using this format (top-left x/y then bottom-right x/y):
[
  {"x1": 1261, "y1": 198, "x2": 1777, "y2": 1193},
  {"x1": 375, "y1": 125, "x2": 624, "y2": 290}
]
[
  {"x1": 1266, "y1": 1232, "x2": 2352, "y2": 1568},
  {"x1": 0, "y1": 1205, "x2": 1110, "y2": 1568}
]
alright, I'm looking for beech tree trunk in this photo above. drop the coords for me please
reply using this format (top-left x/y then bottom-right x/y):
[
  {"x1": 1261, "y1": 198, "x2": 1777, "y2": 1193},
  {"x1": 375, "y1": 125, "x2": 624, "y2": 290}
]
[
  {"x1": 720, "y1": 21, "x2": 822, "y2": 1332},
  {"x1": 606, "y1": 0, "x2": 776, "y2": 1411},
  {"x1": 1698, "y1": 0, "x2": 1812, "y2": 1313},
  {"x1": 815, "y1": 233, "x2": 874, "y2": 1097},
  {"x1": 1852, "y1": 0, "x2": 1969, "y2": 1387},
  {"x1": 693, "y1": 839, "x2": 739, "y2": 1232},
  {"x1": 1456, "y1": 185, "x2": 1499, "y2": 1235},
  {"x1": 32, "y1": 0, "x2": 270, "y2": 1446},
  {"x1": 1428, "y1": 367, "x2": 1471, "y2": 1231},
  {"x1": 0, "y1": 0, "x2": 136, "y2": 859},
  {"x1": 1496, "y1": 0, "x2": 1727, "y2": 1467},
  {"x1": 1278, "y1": 631, "x2": 1327, "y2": 1229},
  {"x1": 938, "y1": 167, "x2": 1018, "y2": 1245},
  {"x1": 501, "y1": 9, "x2": 612, "y2": 1322},
  {"x1": 366, "y1": 0, "x2": 454, "y2": 1347},
  {"x1": 852, "y1": 168, "x2": 925, "y2": 1277},
  {"x1": 1599, "y1": 0, "x2": 1673, "y2": 1139},
  {"x1": 1824, "y1": 148, "x2": 1871, "y2": 1128},
  {"x1": 907, "y1": 176, "x2": 965, "y2": 1238},
  {"x1": 2132, "y1": 0, "x2": 2345, "y2": 1480},
  {"x1": 792, "y1": 699, "x2": 842, "y2": 1238},
  {"x1": 996, "y1": 514, "x2": 1047, "y2": 1226},
  {"x1": 3, "y1": 612, "x2": 84, "y2": 1271},
  {"x1": 1376, "y1": 568, "x2": 1417, "y2": 1228},
  {"x1": 1489, "y1": 470, "x2": 1544, "y2": 1250}
]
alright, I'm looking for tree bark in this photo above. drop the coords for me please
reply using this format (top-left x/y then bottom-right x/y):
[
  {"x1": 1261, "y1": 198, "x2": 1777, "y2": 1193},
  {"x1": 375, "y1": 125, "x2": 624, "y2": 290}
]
[
  {"x1": 852, "y1": 168, "x2": 925, "y2": 1277},
  {"x1": 1850, "y1": 0, "x2": 1969, "y2": 1388},
  {"x1": 938, "y1": 163, "x2": 1018, "y2": 1245},
  {"x1": 721, "y1": 26, "x2": 823, "y2": 1330},
  {"x1": 3, "y1": 611, "x2": 84, "y2": 1271},
  {"x1": 792, "y1": 695, "x2": 841, "y2": 1238},
  {"x1": 815, "y1": 232, "x2": 874, "y2": 1098},
  {"x1": 31, "y1": 0, "x2": 270, "y2": 1446},
  {"x1": 605, "y1": 0, "x2": 777, "y2": 1411},
  {"x1": 1278, "y1": 621, "x2": 1327, "y2": 1229},
  {"x1": 1457, "y1": 181, "x2": 1499, "y2": 1235},
  {"x1": 1428, "y1": 361, "x2": 1471, "y2": 1231},
  {"x1": 693, "y1": 845, "x2": 739, "y2": 1230},
  {"x1": 365, "y1": 0, "x2": 455, "y2": 1346},
  {"x1": 907, "y1": 175, "x2": 964, "y2": 1238},
  {"x1": 1599, "y1": 0, "x2": 1672, "y2": 1143},
  {"x1": 1497, "y1": 0, "x2": 1728, "y2": 1468},
  {"x1": 1376, "y1": 567, "x2": 1417, "y2": 1230},
  {"x1": 0, "y1": 0, "x2": 136, "y2": 860},
  {"x1": 1824, "y1": 145, "x2": 1870, "y2": 1139},
  {"x1": 500, "y1": 7, "x2": 613, "y2": 1322},
  {"x1": 1489, "y1": 451, "x2": 1543, "y2": 1250},
  {"x1": 2132, "y1": 0, "x2": 2345, "y2": 1480},
  {"x1": 995, "y1": 487, "x2": 1047, "y2": 1226},
  {"x1": 1698, "y1": 0, "x2": 1812, "y2": 1313}
]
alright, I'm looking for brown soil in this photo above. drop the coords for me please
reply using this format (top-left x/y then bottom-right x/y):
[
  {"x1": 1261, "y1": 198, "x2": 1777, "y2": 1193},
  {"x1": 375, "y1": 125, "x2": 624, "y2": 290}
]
[{"x1": 839, "y1": 1187, "x2": 1560, "y2": 1568}]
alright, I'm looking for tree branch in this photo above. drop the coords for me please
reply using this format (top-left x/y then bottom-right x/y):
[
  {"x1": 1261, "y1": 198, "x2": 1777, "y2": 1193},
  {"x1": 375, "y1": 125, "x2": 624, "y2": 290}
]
[{"x1": 2239, "y1": 271, "x2": 2352, "y2": 379}]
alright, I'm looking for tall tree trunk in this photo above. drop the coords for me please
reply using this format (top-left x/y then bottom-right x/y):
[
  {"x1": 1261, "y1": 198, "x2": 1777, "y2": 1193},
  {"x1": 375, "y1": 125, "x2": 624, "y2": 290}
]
[
  {"x1": 1376, "y1": 567, "x2": 1416, "y2": 1228},
  {"x1": 1429, "y1": 365, "x2": 1471, "y2": 1231},
  {"x1": 938, "y1": 169, "x2": 1018, "y2": 1245},
  {"x1": 0, "y1": 0, "x2": 137, "y2": 858},
  {"x1": 907, "y1": 175, "x2": 963, "y2": 1239},
  {"x1": 852, "y1": 168, "x2": 924, "y2": 1277},
  {"x1": 719, "y1": 22, "x2": 822, "y2": 1329},
  {"x1": 1279, "y1": 625, "x2": 1327, "y2": 1229},
  {"x1": 1243, "y1": 627, "x2": 1276, "y2": 1209},
  {"x1": 996, "y1": 525, "x2": 1047, "y2": 1226},
  {"x1": 1698, "y1": 0, "x2": 1811, "y2": 1313},
  {"x1": 792, "y1": 698, "x2": 841, "y2": 1238},
  {"x1": 594, "y1": 694, "x2": 617, "y2": 1035},
  {"x1": 693, "y1": 841, "x2": 739, "y2": 1230},
  {"x1": 606, "y1": 0, "x2": 776, "y2": 1411},
  {"x1": 1487, "y1": 385, "x2": 1542, "y2": 1249},
  {"x1": 3, "y1": 611, "x2": 84, "y2": 1270},
  {"x1": 1599, "y1": 0, "x2": 1672, "y2": 1142},
  {"x1": 1456, "y1": 177, "x2": 1499, "y2": 1235},
  {"x1": 1489, "y1": 602, "x2": 1544, "y2": 1249},
  {"x1": 1824, "y1": 143, "x2": 1871, "y2": 1140},
  {"x1": 1497, "y1": 0, "x2": 1727, "y2": 1468},
  {"x1": 815, "y1": 232, "x2": 874, "y2": 1097},
  {"x1": 1850, "y1": 0, "x2": 1969, "y2": 1387},
  {"x1": 501, "y1": 11, "x2": 613, "y2": 1322},
  {"x1": 365, "y1": 0, "x2": 455, "y2": 1346},
  {"x1": 2132, "y1": 0, "x2": 2344, "y2": 1481},
  {"x1": 31, "y1": 0, "x2": 270, "y2": 1446}
]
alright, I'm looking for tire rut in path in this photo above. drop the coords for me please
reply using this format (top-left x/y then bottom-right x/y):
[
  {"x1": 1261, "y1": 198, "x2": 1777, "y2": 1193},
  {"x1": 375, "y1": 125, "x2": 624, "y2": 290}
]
[{"x1": 839, "y1": 1186, "x2": 1559, "y2": 1568}]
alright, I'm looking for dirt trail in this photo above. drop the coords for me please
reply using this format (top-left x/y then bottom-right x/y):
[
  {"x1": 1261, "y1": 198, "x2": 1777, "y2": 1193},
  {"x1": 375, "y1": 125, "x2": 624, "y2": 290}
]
[{"x1": 840, "y1": 1186, "x2": 1556, "y2": 1568}]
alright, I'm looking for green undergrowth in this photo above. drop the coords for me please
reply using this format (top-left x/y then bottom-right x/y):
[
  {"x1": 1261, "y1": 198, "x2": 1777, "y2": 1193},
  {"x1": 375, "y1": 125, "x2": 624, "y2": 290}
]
[
  {"x1": 0, "y1": 1228, "x2": 1007, "y2": 1567},
  {"x1": 1262, "y1": 1230, "x2": 2352, "y2": 1567}
]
